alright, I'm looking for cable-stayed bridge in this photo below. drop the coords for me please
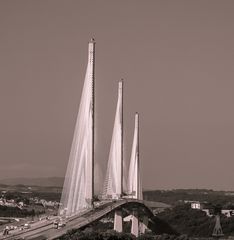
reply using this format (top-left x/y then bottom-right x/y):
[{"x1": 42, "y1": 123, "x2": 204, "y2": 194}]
[{"x1": 1, "y1": 39, "x2": 153, "y2": 240}]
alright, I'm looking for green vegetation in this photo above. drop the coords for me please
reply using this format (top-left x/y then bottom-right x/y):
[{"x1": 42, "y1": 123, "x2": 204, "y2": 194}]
[
  {"x1": 157, "y1": 204, "x2": 234, "y2": 237},
  {"x1": 4, "y1": 191, "x2": 30, "y2": 204},
  {"x1": 57, "y1": 212, "x2": 178, "y2": 239},
  {"x1": 58, "y1": 229, "x2": 135, "y2": 240},
  {"x1": 3, "y1": 190, "x2": 61, "y2": 202},
  {"x1": 0, "y1": 184, "x2": 62, "y2": 202},
  {"x1": 0, "y1": 205, "x2": 37, "y2": 218},
  {"x1": 57, "y1": 230, "x2": 187, "y2": 240},
  {"x1": 138, "y1": 234, "x2": 189, "y2": 240},
  {"x1": 149, "y1": 216, "x2": 178, "y2": 235},
  {"x1": 144, "y1": 189, "x2": 234, "y2": 206}
]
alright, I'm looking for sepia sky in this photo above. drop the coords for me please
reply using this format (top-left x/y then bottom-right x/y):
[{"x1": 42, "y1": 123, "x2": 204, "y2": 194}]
[{"x1": 0, "y1": 0, "x2": 234, "y2": 191}]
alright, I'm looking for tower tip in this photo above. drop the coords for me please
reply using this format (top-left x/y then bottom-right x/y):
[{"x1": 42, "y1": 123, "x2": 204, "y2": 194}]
[
  {"x1": 119, "y1": 79, "x2": 124, "y2": 85},
  {"x1": 118, "y1": 80, "x2": 123, "y2": 89},
  {"x1": 90, "y1": 38, "x2": 95, "y2": 43}
]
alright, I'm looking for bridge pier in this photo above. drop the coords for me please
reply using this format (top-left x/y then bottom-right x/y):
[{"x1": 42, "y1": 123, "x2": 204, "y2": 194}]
[
  {"x1": 131, "y1": 208, "x2": 139, "y2": 237},
  {"x1": 114, "y1": 209, "x2": 123, "y2": 232},
  {"x1": 140, "y1": 216, "x2": 148, "y2": 234}
]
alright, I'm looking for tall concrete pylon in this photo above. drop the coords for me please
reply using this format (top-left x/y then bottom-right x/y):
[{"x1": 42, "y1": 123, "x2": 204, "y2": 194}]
[
  {"x1": 114, "y1": 209, "x2": 123, "y2": 232},
  {"x1": 131, "y1": 208, "x2": 139, "y2": 237},
  {"x1": 103, "y1": 80, "x2": 123, "y2": 199},
  {"x1": 59, "y1": 39, "x2": 95, "y2": 217},
  {"x1": 128, "y1": 113, "x2": 143, "y2": 200}
]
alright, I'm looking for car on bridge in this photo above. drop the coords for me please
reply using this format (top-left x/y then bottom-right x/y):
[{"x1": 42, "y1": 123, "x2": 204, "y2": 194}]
[
  {"x1": 53, "y1": 219, "x2": 66, "y2": 229},
  {"x1": 23, "y1": 223, "x2": 31, "y2": 229}
]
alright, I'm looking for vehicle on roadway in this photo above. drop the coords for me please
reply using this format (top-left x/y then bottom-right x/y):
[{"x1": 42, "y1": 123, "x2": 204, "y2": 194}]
[
  {"x1": 23, "y1": 223, "x2": 31, "y2": 229},
  {"x1": 53, "y1": 218, "x2": 66, "y2": 229}
]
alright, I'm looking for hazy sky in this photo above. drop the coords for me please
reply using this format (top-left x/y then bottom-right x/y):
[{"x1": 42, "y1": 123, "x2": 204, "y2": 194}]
[{"x1": 0, "y1": 0, "x2": 234, "y2": 191}]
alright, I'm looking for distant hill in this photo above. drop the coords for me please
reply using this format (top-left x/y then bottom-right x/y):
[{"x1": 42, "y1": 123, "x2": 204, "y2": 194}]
[{"x1": 0, "y1": 177, "x2": 64, "y2": 187}]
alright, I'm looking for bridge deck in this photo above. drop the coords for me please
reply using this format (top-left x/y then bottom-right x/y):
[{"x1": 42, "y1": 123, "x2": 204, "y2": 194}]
[{"x1": 0, "y1": 199, "x2": 151, "y2": 240}]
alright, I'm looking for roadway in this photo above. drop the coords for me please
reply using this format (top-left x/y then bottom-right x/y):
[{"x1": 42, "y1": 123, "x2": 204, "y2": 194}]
[{"x1": 0, "y1": 199, "x2": 153, "y2": 240}]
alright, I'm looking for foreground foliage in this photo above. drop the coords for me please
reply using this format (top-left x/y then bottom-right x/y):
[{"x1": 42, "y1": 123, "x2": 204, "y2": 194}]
[
  {"x1": 57, "y1": 230, "x2": 188, "y2": 240},
  {"x1": 157, "y1": 204, "x2": 234, "y2": 237},
  {"x1": 0, "y1": 205, "x2": 36, "y2": 218},
  {"x1": 58, "y1": 229, "x2": 136, "y2": 240}
]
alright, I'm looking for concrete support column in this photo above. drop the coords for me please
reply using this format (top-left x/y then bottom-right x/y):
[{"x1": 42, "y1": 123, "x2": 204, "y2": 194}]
[
  {"x1": 140, "y1": 216, "x2": 148, "y2": 234},
  {"x1": 131, "y1": 208, "x2": 139, "y2": 237},
  {"x1": 114, "y1": 209, "x2": 123, "y2": 232}
]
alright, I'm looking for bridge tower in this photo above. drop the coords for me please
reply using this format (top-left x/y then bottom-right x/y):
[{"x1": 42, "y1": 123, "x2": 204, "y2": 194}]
[
  {"x1": 59, "y1": 39, "x2": 95, "y2": 217},
  {"x1": 128, "y1": 112, "x2": 143, "y2": 200},
  {"x1": 103, "y1": 80, "x2": 123, "y2": 199}
]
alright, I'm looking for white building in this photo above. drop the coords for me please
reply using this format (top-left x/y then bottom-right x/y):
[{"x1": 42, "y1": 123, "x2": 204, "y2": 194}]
[
  {"x1": 221, "y1": 210, "x2": 234, "y2": 218},
  {"x1": 191, "y1": 201, "x2": 203, "y2": 209}
]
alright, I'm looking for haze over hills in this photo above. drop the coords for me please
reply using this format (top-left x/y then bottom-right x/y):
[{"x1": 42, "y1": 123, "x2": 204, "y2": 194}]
[{"x1": 0, "y1": 177, "x2": 64, "y2": 187}]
